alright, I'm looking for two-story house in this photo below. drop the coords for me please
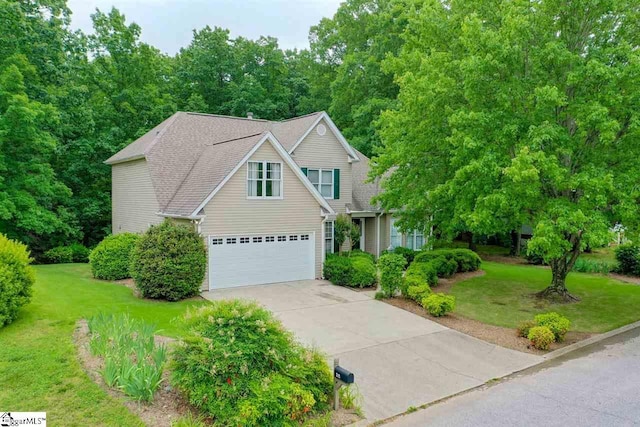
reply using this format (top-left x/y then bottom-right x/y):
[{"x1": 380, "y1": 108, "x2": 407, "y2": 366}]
[{"x1": 106, "y1": 111, "x2": 421, "y2": 289}]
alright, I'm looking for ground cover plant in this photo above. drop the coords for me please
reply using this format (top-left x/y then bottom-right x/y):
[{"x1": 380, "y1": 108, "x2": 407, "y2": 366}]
[
  {"x1": 88, "y1": 313, "x2": 167, "y2": 402},
  {"x1": 171, "y1": 300, "x2": 333, "y2": 426},
  {"x1": 0, "y1": 263, "x2": 206, "y2": 425}
]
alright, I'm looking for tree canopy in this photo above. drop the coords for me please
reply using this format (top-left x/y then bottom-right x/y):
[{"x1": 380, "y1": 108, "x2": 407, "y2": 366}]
[{"x1": 373, "y1": 0, "x2": 640, "y2": 299}]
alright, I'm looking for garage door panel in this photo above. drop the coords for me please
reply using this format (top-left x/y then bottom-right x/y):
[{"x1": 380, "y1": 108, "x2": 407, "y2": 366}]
[{"x1": 208, "y1": 233, "x2": 315, "y2": 289}]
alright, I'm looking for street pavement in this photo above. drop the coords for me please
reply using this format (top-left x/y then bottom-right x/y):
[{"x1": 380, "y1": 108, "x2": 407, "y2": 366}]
[{"x1": 388, "y1": 327, "x2": 640, "y2": 426}]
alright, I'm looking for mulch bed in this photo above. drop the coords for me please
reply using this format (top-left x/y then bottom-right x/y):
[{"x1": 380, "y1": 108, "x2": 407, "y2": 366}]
[{"x1": 383, "y1": 270, "x2": 595, "y2": 355}]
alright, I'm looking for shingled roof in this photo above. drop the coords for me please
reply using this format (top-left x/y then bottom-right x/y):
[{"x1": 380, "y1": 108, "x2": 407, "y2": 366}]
[{"x1": 106, "y1": 111, "x2": 378, "y2": 217}]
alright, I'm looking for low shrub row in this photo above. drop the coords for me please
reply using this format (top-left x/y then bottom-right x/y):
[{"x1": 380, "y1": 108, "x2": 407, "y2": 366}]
[
  {"x1": 323, "y1": 251, "x2": 377, "y2": 288},
  {"x1": 87, "y1": 313, "x2": 167, "y2": 402},
  {"x1": 517, "y1": 312, "x2": 571, "y2": 350},
  {"x1": 381, "y1": 247, "x2": 417, "y2": 268},
  {"x1": 413, "y1": 248, "x2": 482, "y2": 273},
  {"x1": 0, "y1": 233, "x2": 34, "y2": 328},
  {"x1": 171, "y1": 300, "x2": 333, "y2": 425},
  {"x1": 43, "y1": 243, "x2": 90, "y2": 264},
  {"x1": 572, "y1": 258, "x2": 615, "y2": 274}
]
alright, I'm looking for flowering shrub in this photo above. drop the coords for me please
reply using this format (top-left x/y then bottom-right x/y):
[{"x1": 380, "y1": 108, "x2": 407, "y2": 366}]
[{"x1": 171, "y1": 300, "x2": 332, "y2": 426}]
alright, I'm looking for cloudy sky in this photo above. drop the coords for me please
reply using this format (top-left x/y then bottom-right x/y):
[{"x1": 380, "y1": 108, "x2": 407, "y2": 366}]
[{"x1": 67, "y1": 0, "x2": 342, "y2": 55}]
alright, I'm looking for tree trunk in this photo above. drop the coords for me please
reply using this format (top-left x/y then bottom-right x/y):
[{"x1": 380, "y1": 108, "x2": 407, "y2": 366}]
[
  {"x1": 510, "y1": 230, "x2": 521, "y2": 256},
  {"x1": 538, "y1": 233, "x2": 582, "y2": 302}
]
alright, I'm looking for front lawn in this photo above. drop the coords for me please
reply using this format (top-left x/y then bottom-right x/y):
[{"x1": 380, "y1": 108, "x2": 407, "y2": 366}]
[
  {"x1": 0, "y1": 263, "x2": 207, "y2": 425},
  {"x1": 451, "y1": 261, "x2": 640, "y2": 333}
]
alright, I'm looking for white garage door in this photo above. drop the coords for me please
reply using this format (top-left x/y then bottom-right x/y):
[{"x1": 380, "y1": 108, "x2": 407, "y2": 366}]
[{"x1": 208, "y1": 232, "x2": 315, "y2": 289}]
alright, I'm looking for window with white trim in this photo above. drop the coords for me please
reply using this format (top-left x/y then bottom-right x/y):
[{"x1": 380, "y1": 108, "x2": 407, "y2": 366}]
[
  {"x1": 407, "y1": 230, "x2": 425, "y2": 250},
  {"x1": 390, "y1": 218, "x2": 402, "y2": 248},
  {"x1": 248, "y1": 161, "x2": 282, "y2": 198},
  {"x1": 307, "y1": 169, "x2": 333, "y2": 199},
  {"x1": 325, "y1": 221, "x2": 334, "y2": 254}
]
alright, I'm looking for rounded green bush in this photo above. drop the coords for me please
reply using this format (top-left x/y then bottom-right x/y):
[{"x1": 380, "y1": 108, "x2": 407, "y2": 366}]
[
  {"x1": 0, "y1": 234, "x2": 35, "y2": 327},
  {"x1": 350, "y1": 256, "x2": 377, "y2": 288},
  {"x1": 615, "y1": 244, "x2": 640, "y2": 276},
  {"x1": 130, "y1": 220, "x2": 206, "y2": 301},
  {"x1": 406, "y1": 261, "x2": 437, "y2": 286},
  {"x1": 171, "y1": 300, "x2": 333, "y2": 425},
  {"x1": 323, "y1": 254, "x2": 352, "y2": 286},
  {"x1": 517, "y1": 320, "x2": 537, "y2": 338},
  {"x1": 407, "y1": 284, "x2": 432, "y2": 302},
  {"x1": 89, "y1": 233, "x2": 140, "y2": 280},
  {"x1": 422, "y1": 293, "x2": 455, "y2": 317},
  {"x1": 450, "y1": 249, "x2": 481, "y2": 272},
  {"x1": 528, "y1": 326, "x2": 555, "y2": 350},
  {"x1": 534, "y1": 312, "x2": 570, "y2": 342},
  {"x1": 69, "y1": 243, "x2": 90, "y2": 263},
  {"x1": 431, "y1": 256, "x2": 458, "y2": 278}
]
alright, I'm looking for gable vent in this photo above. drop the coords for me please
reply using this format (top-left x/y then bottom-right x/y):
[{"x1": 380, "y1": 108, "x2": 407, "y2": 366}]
[{"x1": 316, "y1": 124, "x2": 326, "y2": 136}]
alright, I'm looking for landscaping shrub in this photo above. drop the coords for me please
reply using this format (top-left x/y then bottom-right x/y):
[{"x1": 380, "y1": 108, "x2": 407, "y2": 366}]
[
  {"x1": 89, "y1": 233, "x2": 140, "y2": 280},
  {"x1": 391, "y1": 247, "x2": 417, "y2": 266},
  {"x1": 572, "y1": 258, "x2": 614, "y2": 274},
  {"x1": 87, "y1": 313, "x2": 167, "y2": 402},
  {"x1": 517, "y1": 320, "x2": 537, "y2": 338},
  {"x1": 350, "y1": 256, "x2": 378, "y2": 287},
  {"x1": 43, "y1": 243, "x2": 90, "y2": 264},
  {"x1": 0, "y1": 233, "x2": 35, "y2": 327},
  {"x1": 324, "y1": 252, "x2": 377, "y2": 288},
  {"x1": 615, "y1": 244, "x2": 640, "y2": 276},
  {"x1": 171, "y1": 300, "x2": 333, "y2": 426},
  {"x1": 130, "y1": 220, "x2": 206, "y2": 301},
  {"x1": 406, "y1": 261, "x2": 437, "y2": 286},
  {"x1": 43, "y1": 246, "x2": 73, "y2": 263},
  {"x1": 449, "y1": 249, "x2": 482, "y2": 272},
  {"x1": 413, "y1": 249, "x2": 452, "y2": 264},
  {"x1": 407, "y1": 284, "x2": 431, "y2": 303},
  {"x1": 422, "y1": 293, "x2": 455, "y2": 317},
  {"x1": 430, "y1": 256, "x2": 458, "y2": 278},
  {"x1": 534, "y1": 312, "x2": 571, "y2": 342},
  {"x1": 378, "y1": 253, "x2": 406, "y2": 297},
  {"x1": 323, "y1": 254, "x2": 353, "y2": 286},
  {"x1": 527, "y1": 326, "x2": 555, "y2": 350}
]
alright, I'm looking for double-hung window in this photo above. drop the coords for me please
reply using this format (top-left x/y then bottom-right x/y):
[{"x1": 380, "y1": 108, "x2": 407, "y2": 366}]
[
  {"x1": 324, "y1": 221, "x2": 334, "y2": 255},
  {"x1": 307, "y1": 169, "x2": 334, "y2": 199},
  {"x1": 248, "y1": 161, "x2": 282, "y2": 198},
  {"x1": 390, "y1": 218, "x2": 402, "y2": 248},
  {"x1": 407, "y1": 230, "x2": 425, "y2": 250}
]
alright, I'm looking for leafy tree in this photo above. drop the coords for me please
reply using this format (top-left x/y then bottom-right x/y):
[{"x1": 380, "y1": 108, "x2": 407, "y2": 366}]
[
  {"x1": 0, "y1": 58, "x2": 79, "y2": 253},
  {"x1": 373, "y1": 0, "x2": 640, "y2": 301}
]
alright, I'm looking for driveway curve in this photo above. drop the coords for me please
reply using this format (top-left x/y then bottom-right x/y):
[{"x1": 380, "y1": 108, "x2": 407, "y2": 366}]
[{"x1": 202, "y1": 280, "x2": 541, "y2": 422}]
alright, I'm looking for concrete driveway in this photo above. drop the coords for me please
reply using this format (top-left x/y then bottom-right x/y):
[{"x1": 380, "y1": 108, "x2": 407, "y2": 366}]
[{"x1": 202, "y1": 280, "x2": 541, "y2": 422}]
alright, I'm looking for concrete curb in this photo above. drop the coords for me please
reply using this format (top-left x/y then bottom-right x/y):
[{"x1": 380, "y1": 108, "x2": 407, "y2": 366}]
[{"x1": 543, "y1": 319, "x2": 640, "y2": 361}]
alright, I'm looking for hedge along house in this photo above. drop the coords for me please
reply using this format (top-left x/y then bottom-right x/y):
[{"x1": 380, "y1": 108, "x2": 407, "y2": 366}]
[{"x1": 106, "y1": 111, "x2": 422, "y2": 290}]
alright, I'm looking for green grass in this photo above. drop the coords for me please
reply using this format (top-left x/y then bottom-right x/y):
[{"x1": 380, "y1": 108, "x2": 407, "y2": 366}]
[
  {"x1": 451, "y1": 261, "x2": 640, "y2": 333},
  {"x1": 579, "y1": 246, "x2": 617, "y2": 264},
  {"x1": 0, "y1": 263, "x2": 207, "y2": 426}
]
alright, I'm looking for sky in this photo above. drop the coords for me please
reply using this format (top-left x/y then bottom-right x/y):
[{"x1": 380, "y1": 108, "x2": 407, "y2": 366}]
[{"x1": 67, "y1": 0, "x2": 342, "y2": 55}]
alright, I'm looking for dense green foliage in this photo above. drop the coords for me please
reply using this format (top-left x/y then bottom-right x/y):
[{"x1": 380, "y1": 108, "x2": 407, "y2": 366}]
[
  {"x1": 572, "y1": 258, "x2": 614, "y2": 275},
  {"x1": 378, "y1": 253, "x2": 406, "y2": 297},
  {"x1": 406, "y1": 260, "x2": 438, "y2": 286},
  {"x1": 323, "y1": 251, "x2": 377, "y2": 288},
  {"x1": 43, "y1": 243, "x2": 90, "y2": 264},
  {"x1": 89, "y1": 233, "x2": 139, "y2": 280},
  {"x1": 422, "y1": 293, "x2": 455, "y2": 317},
  {"x1": 414, "y1": 249, "x2": 481, "y2": 273},
  {"x1": 373, "y1": 0, "x2": 640, "y2": 298},
  {"x1": 87, "y1": 313, "x2": 167, "y2": 402},
  {"x1": 0, "y1": 233, "x2": 34, "y2": 327},
  {"x1": 171, "y1": 301, "x2": 333, "y2": 425},
  {"x1": 382, "y1": 247, "x2": 417, "y2": 267},
  {"x1": 130, "y1": 220, "x2": 206, "y2": 301},
  {"x1": 615, "y1": 244, "x2": 640, "y2": 276},
  {"x1": 406, "y1": 284, "x2": 432, "y2": 303},
  {"x1": 534, "y1": 312, "x2": 571, "y2": 342},
  {"x1": 527, "y1": 326, "x2": 555, "y2": 350}
]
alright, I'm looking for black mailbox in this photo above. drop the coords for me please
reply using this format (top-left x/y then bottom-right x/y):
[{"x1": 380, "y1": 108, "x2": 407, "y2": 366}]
[{"x1": 334, "y1": 366, "x2": 355, "y2": 384}]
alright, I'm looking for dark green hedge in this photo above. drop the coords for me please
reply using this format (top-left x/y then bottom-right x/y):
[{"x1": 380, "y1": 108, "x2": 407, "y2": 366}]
[
  {"x1": 89, "y1": 233, "x2": 140, "y2": 280},
  {"x1": 130, "y1": 220, "x2": 206, "y2": 301},
  {"x1": 323, "y1": 251, "x2": 377, "y2": 288}
]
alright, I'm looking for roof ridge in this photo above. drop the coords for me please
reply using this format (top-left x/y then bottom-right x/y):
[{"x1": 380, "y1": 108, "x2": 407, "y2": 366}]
[
  {"x1": 277, "y1": 111, "x2": 323, "y2": 122},
  {"x1": 206, "y1": 132, "x2": 265, "y2": 147},
  {"x1": 184, "y1": 111, "x2": 270, "y2": 122}
]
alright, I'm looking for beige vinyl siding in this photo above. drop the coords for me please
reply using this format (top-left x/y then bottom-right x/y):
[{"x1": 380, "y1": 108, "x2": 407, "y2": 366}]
[
  {"x1": 291, "y1": 118, "x2": 352, "y2": 214},
  {"x1": 111, "y1": 159, "x2": 162, "y2": 234},
  {"x1": 200, "y1": 141, "x2": 325, "y2": 279},
  {"x1": 364, "y1": 216, "x2": 378, "y2": 256},
  {"x1": 379, "y1": 214, "x2": 391, "y2": 252}
]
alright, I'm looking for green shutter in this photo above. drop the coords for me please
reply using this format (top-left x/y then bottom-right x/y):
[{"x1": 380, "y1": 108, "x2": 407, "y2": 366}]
[
  {"x1": 333, "y1": 169, "x2": 340, "y2": 199},
  {"x1": 301, "y1": 167, "x2": 308, "y2": 176}
]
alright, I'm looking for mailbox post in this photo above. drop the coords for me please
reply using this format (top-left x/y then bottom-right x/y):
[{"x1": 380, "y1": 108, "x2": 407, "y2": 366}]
[{"x1": 333, "y1": 358, "x2": 355, "y2": 410}]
